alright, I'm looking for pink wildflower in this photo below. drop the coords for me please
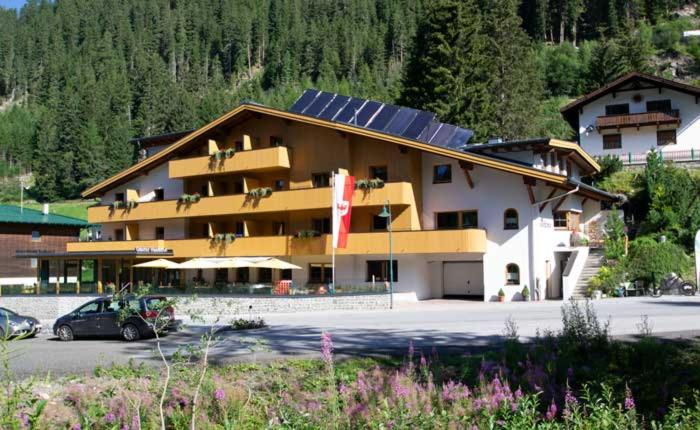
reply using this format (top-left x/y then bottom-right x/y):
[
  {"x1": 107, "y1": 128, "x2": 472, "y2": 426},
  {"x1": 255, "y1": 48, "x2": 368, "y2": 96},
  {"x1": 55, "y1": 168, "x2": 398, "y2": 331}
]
[
  {"x1": 214, "y1": 388, "x2": 225, "y2": 401},
  {"x1": 104, "y1": 412, "x2": 116, "y2": 424},
  {"x1": 321, "y1": 332, "x2": 333, "y2": 363},
  {"x1": 624, "y1": 385, "x2": 635, "y2": 410},
  {"x1": 72, "y1": 424, "x2": 81, "y2": 430},
  {"x1": 545, "y1": 399, "x2": 557, "y2": 421}
]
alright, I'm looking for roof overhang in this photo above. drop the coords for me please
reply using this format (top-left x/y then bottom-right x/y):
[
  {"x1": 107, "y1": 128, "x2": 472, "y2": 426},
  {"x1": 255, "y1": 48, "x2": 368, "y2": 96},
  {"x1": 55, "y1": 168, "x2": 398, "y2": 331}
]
[
  {"x1": 16, "y1": 249, "x2": 174, "y2": 258},
  {"x1": 82, "y1": 104, "x2": 579, "y2": 198}
]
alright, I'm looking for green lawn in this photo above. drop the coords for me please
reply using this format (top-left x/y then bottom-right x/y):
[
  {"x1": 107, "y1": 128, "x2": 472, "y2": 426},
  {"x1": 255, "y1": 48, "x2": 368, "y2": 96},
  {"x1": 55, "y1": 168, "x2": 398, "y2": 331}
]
[{"x1": 5, "y1": 200, "x2": 95, "y2": 220}]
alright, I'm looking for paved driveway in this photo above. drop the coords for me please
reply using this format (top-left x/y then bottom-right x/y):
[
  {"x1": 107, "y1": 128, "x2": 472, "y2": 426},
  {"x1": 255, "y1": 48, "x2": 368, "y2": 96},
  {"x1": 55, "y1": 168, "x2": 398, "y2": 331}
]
[{"x1": 6, "y1": 297, "x2": 700, "y2": 378}]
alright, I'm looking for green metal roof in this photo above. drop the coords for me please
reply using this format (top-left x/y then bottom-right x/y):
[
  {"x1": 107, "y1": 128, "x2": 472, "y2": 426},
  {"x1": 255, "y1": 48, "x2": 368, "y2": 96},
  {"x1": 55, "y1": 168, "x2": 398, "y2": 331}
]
[{"x1": 0, "y1": 204, "x2": 88, "y2": 227}]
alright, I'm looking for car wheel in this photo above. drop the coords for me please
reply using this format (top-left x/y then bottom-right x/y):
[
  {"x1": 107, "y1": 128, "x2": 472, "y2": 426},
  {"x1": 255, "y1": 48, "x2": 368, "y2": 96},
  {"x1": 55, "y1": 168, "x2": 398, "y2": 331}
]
[
  {"x1": 121, "y1": 323, "x2": 141, "y2": 342},
  {"x1": 57, "y1": 325, "x2": 74, "y2": 341}
]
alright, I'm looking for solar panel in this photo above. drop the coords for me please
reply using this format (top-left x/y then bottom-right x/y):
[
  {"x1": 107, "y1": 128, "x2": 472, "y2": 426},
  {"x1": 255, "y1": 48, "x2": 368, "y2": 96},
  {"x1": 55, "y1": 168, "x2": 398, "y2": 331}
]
[
  {"x1": 368, "y1": 104, "x2": 399, "y2": 131},
  {"x1": 318, "y1": 94, "x2": 350, "y2": 120},
  {"x1": 335, "y1": 98, "x2": 368, "y2": 124},
  {"x1": 445, "y1": 128, "x2": 473, "y2": 149},
  {"x1": 289, "y1": 89, "x2": 320, "y2": 113},
  {"x1": 402, "y1": 111, "x2": 435, "y2": 139},
  {"x1": 430, "y1": 124, "x2": 457, "y2": 147},
  {"x1": 304, "y1": 92, "x2": 335, "y2": 116},
  {"x1": 418, "y1": 121, "x2": 442, "y2": 143},
  {"x1": 385, "y1": 108, "x2": 418, "y2": 135},
  {"x1": 355, "y1": 101, "x2": 383, "y2": 127}
]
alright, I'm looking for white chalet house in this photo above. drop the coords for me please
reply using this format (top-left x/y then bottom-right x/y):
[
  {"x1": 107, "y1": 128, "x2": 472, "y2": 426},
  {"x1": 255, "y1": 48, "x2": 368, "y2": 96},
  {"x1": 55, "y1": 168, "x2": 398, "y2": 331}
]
[{"x1": 561, "y1": 72, "x2": 700, "y2": 165}]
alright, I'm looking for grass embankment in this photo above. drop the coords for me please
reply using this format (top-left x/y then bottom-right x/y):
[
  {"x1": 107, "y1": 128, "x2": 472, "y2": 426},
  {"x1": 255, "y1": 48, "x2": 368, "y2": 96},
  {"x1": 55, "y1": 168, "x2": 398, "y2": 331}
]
[{"x1": 3, "y1": 301, "x2": 700, "y2": 429}]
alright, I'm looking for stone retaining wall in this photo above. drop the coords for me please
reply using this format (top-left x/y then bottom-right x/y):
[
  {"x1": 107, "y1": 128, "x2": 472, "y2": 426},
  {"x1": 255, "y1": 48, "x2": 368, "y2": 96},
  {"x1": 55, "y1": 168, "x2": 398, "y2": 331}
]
[{"x1": 0, "y1": 294, "x2": 391, "y2": 322}]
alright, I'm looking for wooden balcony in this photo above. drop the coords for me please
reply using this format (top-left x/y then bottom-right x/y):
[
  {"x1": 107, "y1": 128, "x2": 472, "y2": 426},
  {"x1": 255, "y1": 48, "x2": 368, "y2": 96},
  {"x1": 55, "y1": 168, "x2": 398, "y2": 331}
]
[
  {"x1": 168, "y1": 146, "x2": 290, "y2": 179},
  {"x1": 66, "y1": 229, "x2": 487, "y2": 258},
  {"x1": 87, "y1": 182, "x2": 416, "y2": 224},
  {"x1": 596, "y1": 110, "x2": 680, "y2": 131}
]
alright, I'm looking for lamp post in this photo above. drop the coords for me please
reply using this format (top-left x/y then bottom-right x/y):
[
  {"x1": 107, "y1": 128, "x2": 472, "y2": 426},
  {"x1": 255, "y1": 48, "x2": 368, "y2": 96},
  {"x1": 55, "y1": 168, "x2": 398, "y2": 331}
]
[{"x1": 378, "y1": 200, "x2": 393, "y2": 309}]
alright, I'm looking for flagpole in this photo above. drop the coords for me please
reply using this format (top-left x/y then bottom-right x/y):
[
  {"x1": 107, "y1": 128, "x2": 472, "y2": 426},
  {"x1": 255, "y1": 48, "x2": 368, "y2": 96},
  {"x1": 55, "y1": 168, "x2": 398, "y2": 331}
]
[{"x1": 331, "y1": 172, "x2": 336, "y2": 295}]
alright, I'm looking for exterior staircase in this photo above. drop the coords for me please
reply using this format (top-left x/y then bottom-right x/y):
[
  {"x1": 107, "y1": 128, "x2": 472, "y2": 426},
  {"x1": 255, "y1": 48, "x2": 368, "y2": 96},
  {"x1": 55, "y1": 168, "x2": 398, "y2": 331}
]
[{"x1": 571, "y1": 248, "x2": 605, "y2": 300}]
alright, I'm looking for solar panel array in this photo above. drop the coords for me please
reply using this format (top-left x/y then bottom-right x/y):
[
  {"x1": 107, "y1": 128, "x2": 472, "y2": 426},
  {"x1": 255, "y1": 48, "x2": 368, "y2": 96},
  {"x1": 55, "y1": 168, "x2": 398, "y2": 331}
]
[{"x1": 289, "y1": 89, "x2": 473, "y2": 149}]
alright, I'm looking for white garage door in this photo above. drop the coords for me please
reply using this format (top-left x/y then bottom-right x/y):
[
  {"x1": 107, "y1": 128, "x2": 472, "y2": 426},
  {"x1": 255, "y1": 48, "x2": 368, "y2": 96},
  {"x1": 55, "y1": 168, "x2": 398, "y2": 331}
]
[{"x1": 443, "y1": 262, "x2": 484, "y2": 296}]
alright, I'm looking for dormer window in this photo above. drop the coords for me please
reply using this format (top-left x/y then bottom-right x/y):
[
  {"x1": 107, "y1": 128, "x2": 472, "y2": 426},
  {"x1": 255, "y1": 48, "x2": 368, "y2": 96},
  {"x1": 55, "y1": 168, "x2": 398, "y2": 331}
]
[{"x1": 605, "y1": 104, "x2": 629, "y2": 115}]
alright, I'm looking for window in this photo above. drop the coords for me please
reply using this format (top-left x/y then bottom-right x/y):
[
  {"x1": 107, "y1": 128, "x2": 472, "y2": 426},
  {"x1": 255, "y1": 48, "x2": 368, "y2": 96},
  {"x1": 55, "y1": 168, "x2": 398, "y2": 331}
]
[
  {"x1": 200, "y1": 184, "x2": 209, "y2": 196},
  {"x1": 202, "y1": 224, "x2": 210, "y2": 238},
  {"x1": 115, "y1": 229, "x2": 125, "y2": 241},
  {"x1": 602, "y1": 134, "x2": 622, "y2": 150},
  {"x1": 31, "y1": 230, "x2": 41, "y2": 242},
  {"x1": 78, "y1": 301, "x2": 101, "y2": 315},
  {"x1": 274, "y1": 179, "x2": 285, "y2": 190},
  {"x1": 309, "y1": 263, "x2": 333, "y2": 283},
  {"x1": 154, "y1": 188, "x2": 164, "y2": 201},
  {"x1": 233, "y1": 181, "x2": 244, "y2": 194},
  {"x1": 506, "y1": 264, "x2": 520, "y2": 285},
  {"x1": 30, "y1": 258, "x2": 37, "y2": 268},
  {"x1": 258, "y1": 268, "x2": 272, "y2": 283},
  {"x1": 235, "y1": 267, "x2": 249, "y2": 283},
  {"x1": 433, "y1": 164, "x2": 452, "y2": 184},
  {"x1": 215, "y1": 268, "x2": 228, "y2": 284},
  {"x1": 270, "y1": 136, "x2": 284, "y2": 147},
  {"x1": 273, "y1": 222, "x2": 286, "y2": 236},
  {"x1": 504, "y1": 209, "x2": 519, "y2": 230},
  {"x1": 281, "y1": 269, "x2": 292, "y2": 280},
  {"x1": 605, "y1": 104, "x2": 629, "y2": 115},
  {"x1": 366, "y1": 260, "x2": 398, "y2": 282},
  {"x1": 461, "y1": 211, "x2": 478, "y2": 228},
  {"x1": 312, "y1": 217, "x2": 331, "y2": 234},
  {"x1": 553, "y1": 211, "x2": 568, "y2": 228},
  {"x1": 234, "y1": 141, "x2": 244, "y2": 152},
  {"x1": 647, "y1": 99, "x2": 672, "y2": 112},
  {"x1": 115, "y1": 192, "x2": 125, "y2": 203},
  {"x1": 372, "y1": 215, "x2": 388, "y2": 231},
  {"x1": 235, "y1": 222, "x2": 245, "y2": 236},
  {"x1": 436, "y1": 211, "x2": 478, "y2": 229},
  {"x1": 657, "y1": 129, "x2": 677, "y2": 146},
  {"x1": 155, "y1": 227, "x2": 165, "y2": 240},
  {"x1": 312, "y1": 172, "x2": 331, "y2": 188},
  {"x1": 370, "y1": 166, "x2": 388, "y2": 182}
]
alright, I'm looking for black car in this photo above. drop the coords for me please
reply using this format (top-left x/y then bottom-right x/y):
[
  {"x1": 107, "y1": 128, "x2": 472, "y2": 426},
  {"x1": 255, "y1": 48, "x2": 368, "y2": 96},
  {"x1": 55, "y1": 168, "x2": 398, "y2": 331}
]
[
  {"x1": 52, "y1": 296, "x2": 177, "y2": 342},
  {"x1": 0, "y1": 307, "x2": 42, "y2": 339}
]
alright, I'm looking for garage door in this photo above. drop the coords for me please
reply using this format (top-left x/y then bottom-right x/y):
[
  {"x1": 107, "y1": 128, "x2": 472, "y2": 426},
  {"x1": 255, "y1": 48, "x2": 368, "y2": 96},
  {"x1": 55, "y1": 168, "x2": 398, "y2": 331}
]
[{"x1": 443, "y1": 262, "x2": 484, "y2": 297}]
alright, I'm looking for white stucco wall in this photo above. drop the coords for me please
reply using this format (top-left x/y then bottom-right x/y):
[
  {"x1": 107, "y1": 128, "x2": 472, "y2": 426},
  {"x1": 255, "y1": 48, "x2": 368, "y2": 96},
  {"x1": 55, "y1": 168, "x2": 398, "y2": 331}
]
[
  {"x1": 101, "y1": 163, "x2": 183, "y2": 205},
  {"x1": 578, "y1": 87, "x2": 700, "y2": 157},
  {"x1": 99, "y1": 219, "x2": 186, "y2": 241}
]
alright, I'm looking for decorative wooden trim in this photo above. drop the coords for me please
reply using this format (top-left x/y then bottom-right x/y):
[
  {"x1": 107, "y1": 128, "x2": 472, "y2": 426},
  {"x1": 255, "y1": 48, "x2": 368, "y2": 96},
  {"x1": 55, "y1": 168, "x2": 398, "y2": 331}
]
[
  {"x1": 463, "y1": 169, "x2": 474, "y2": 189},
  {"x1": 527, "y1": 185, "x2": 536, "y2": 204},
  {"x1": 539, "y1": 188, "x2": 557, "y2": 212}
]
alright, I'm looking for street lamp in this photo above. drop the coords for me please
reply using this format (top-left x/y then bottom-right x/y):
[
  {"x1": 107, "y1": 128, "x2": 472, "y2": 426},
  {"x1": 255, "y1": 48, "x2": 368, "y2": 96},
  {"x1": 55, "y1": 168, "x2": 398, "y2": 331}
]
[{"x1": 378, "y1": 200, "x2": 393, "y2": 309}]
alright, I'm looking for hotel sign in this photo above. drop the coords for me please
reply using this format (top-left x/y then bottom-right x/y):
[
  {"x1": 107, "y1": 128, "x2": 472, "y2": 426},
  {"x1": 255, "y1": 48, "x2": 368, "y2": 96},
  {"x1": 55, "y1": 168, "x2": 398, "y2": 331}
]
[{"x1": 134, "y1": 247, "x2": 171, "y2": 255}]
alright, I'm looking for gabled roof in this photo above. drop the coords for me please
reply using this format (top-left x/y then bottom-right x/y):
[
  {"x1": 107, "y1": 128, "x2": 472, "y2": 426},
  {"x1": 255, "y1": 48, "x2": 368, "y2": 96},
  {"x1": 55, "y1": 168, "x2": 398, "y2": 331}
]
[
  {"x1": 130, "y1": 129, "x2": 196, "y2": 148},
  {"x1": 82, "y1": 94, "x2": 606, "y2": 200},
  {"x1": 560, "y1": 72, "x2": 700, "y2": 127},
  {"x1": 464, "y1": 137, "x2": 600, "y2": 174},
  {"x1": 0, "y1": 204, "x2": 88, "y2": 227}
]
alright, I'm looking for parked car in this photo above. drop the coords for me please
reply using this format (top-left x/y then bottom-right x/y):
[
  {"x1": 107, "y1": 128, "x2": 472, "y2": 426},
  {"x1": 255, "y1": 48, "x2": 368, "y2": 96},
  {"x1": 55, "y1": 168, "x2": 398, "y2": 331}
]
[
  {"x1": 53, "y1": 295, "x2": 177, "y2": 342},
  {"x1": 0, "y1": 307, "x2": 42, "y2": 339}
]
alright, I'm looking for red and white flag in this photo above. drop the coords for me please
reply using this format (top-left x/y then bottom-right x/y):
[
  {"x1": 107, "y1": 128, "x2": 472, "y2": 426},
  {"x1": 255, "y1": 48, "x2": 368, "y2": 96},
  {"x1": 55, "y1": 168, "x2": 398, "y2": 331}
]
[{"x1": 332, "y1": 173, "x2": 355, "y2": 249}]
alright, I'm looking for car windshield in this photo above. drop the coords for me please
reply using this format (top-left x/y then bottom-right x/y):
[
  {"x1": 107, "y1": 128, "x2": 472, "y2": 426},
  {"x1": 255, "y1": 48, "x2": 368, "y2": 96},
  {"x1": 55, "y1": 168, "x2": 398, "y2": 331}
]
[
  {"x1": 77, "y1": 302, "x2": 101, "y2": 314},
  {"x1": 0, "y1": 308, "x2": 17, "y2": 317},
  {"x1": 144, "y1": 298, "x2": 167, "y2": 312}
]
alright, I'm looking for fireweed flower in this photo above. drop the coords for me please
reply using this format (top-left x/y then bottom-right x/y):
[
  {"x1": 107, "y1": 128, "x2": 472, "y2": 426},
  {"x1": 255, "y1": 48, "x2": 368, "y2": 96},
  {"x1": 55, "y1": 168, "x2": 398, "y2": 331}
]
[
  {"x1": 104, "y1": 412, "x2": 116, "y2": 424},
  {"x1": 71, "y1": 424, "x2": 81, "y2": 430},
  {"x1": 545, "y1": 400, "x2": 557, "y2": 420},
  {"x1": 214, "y1": 388, "x2": 225, "y2": 401},
  {"x1": 321, "y1": 332, "x2": 333, "y2": 364},
  {"x1": 624, "y1": 385, "x2": 636, "y2": 410}
]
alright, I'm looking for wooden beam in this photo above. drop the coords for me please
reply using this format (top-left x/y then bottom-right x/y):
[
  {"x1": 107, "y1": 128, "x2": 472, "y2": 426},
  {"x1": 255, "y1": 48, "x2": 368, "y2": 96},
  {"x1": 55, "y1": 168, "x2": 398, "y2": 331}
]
[
  {"x1": 527, "y1": 185, "x2": 535, "y2": 204},
  {"x1": 539, "y1": 188, "x2": 557, "y2": 212},
  {"x1": 522, "y1": 176, "x2": 536, "y2": 186},
  {"x1": 581, "y1": 197, "x2": 588, "y2": 206},
  {"x1": 459, "y1": 161, "x2": 474, "y2": 170},
  {"x1": 463, "y1": 169, "x2": 474, "y2": 189},
  {"x1": 552, "y1": 195, "x2": 568, "y2": 213}
]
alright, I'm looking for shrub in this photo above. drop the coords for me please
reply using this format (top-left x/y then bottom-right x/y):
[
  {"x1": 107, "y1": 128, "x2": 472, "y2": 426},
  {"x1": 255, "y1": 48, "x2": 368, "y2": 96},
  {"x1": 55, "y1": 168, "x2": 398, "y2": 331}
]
[
  {"x1": 626, "y1": 236, "x2": 691, "y2": 286},
  {"x1": 230, "y1": 317, "x2": 266, "y2": 330},
  {"x1": 603, "y1": 209, "x2": 626, "y2": 261}
]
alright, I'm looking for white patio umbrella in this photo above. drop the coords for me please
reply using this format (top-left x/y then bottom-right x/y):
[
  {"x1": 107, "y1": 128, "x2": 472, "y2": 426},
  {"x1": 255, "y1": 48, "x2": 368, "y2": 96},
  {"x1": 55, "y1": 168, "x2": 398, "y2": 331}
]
[
  {"x1": 213, "y1": 257, "x2": 259, "y2": 268},
  {"x1": 133, "y1": 258, "x2": 180, "y2": 269},
  {"x1": 251, "y1": 257, "x2": 302, "y2": 270},
  {"x1": 172, "y1": 258, "x2": 223, "y2": 269}
]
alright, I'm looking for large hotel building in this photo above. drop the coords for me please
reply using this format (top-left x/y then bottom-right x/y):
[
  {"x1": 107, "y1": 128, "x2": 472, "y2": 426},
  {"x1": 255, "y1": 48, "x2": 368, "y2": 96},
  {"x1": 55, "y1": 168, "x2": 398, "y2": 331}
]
[{"x1": 18, "y1": 90, "x2": 617, "y2": 302}]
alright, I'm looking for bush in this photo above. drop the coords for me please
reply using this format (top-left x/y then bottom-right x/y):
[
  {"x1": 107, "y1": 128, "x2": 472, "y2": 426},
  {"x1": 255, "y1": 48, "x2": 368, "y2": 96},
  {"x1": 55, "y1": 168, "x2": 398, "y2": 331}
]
[
  {"x1": 652, "y1": 22, "x2": 682, "y2": 53},
  {"x1": 626, "y1": 237, "x2": 691, "y2": 286},
  {"x1": 603, "y1": 209, "x2": 626, "y2": 260}
]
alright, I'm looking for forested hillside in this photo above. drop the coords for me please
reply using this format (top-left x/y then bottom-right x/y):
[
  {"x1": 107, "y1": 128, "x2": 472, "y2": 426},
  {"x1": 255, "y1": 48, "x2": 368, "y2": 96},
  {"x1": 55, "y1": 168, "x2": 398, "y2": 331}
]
[{"x1": 0, "y1": 0, "x2": 697, "y2": 201}]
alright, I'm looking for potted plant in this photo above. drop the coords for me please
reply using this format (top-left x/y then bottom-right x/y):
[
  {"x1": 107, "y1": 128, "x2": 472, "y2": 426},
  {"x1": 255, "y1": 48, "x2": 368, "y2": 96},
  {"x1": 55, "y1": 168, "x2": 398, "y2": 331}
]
[
  {"x1": 111, "y1": 200, "x2": 125, "y2": 210},
  {"x1": 521, "y1": 285, "x2": 530, "y2": 301},
  {"x1": 498, "y1": 288, "x2": 506, "y2": 302},
  {"x1": 225, "y1": 148, "x2": 236, "y2": 158},
  {"x1": 191, "y1": 192, "x2": 201, "y2": 202},
  {"x1": 248, "y1": 188, "x2": 261, "y2": 198},
  {"x1": 125, "y1": 200, "x2": 138, "y2": 211},
  {"x1": 212, "y1": 233, "x2": 225, "y2": 244},
  {"x1": 368, "y1": 178, "x2": 385, "y2": 189},
  {"x1": 224, "y1": 233, "x2": 236, "y2": 244},
  {"x1": 355, "y1": 179, "x2": 370, "y2": 190}
]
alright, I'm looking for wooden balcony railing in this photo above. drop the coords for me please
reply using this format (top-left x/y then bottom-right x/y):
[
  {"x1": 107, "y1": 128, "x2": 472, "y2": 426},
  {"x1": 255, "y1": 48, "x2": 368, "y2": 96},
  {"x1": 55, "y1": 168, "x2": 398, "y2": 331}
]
[{"x1": 596, "y1": 110, "x2": 680, "y2": 130}]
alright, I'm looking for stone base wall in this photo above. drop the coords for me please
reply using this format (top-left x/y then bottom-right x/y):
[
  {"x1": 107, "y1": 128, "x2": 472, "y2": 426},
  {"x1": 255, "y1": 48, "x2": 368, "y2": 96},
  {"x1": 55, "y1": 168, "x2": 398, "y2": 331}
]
[{"x1": 0, "y1": 294, "x2": 391, "y2": 323}]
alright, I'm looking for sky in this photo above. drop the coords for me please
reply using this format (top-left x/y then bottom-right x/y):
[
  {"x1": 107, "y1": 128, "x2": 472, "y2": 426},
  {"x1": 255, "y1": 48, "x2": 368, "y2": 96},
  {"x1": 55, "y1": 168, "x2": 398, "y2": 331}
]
[{"x1": 0, "y1": 0, "x2": 26, "y2": 10}]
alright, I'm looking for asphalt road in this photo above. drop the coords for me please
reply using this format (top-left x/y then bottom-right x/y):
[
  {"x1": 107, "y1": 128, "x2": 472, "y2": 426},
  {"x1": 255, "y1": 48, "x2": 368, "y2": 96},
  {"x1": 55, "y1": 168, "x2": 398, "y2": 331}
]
[{"x1": 6, "y1": 296, "x2": 700, "y2": 378}]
